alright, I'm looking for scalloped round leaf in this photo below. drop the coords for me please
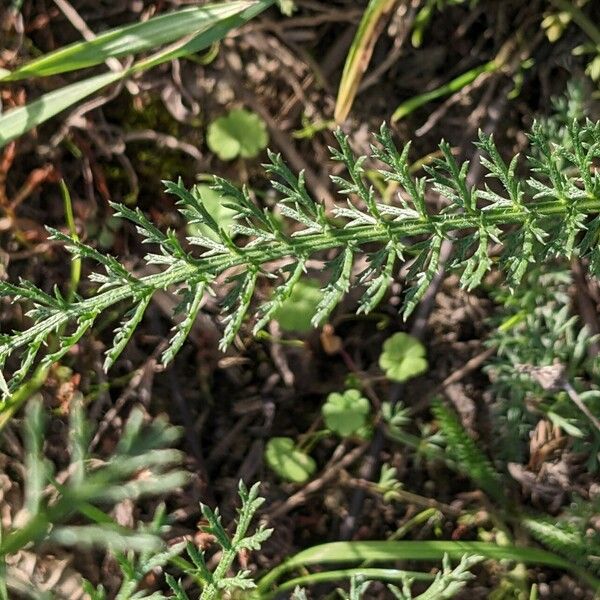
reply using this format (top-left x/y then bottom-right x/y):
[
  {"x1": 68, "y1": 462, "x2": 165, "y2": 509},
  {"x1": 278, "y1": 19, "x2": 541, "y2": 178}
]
[
  {"x1": 379, "y1": 332, "x2": 428, "y2": 382},
  {"x1": 322, "y1": 389, "x2": 370, "y2": 437},
  {"x1": 207, "y1": 108, "x2": 269, "y2": 160},
  {"x1": 187, "y1": 184, "x2": 236, "y2": 241},
  {"x1": 274, "y1": 278, "x2": 321, "y2": 332},
  {"x1": 265, "y1": 437, "x2": 316, "y2": 483}
]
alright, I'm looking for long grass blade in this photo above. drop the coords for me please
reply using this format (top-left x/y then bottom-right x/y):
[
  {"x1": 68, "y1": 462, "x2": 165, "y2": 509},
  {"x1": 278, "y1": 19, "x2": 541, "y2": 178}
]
[
  {"x1": 391, "y1": 33, "x2": 519, "y2": 123},
  {"x1": 265, "y1": 567, "x2": 434, "y2": 598},
  {"x1": 0, "y1": 71, "x2": 122, "y2": 147},
  {"x1": 1, "y1": 1, "x2": 268, "y2": 80},
  {"x1": 257, "y1": 540, "x2": 600, "y2": 592},
  {"x1": 391, "y1": 59, "x2": 498, "y2": 122},
  {"x1": 334, "y1": 0, "x2": 397, "y2": 122},
  {"x1": 0, "y1": 1, "x2": 273, "y2": 148}
]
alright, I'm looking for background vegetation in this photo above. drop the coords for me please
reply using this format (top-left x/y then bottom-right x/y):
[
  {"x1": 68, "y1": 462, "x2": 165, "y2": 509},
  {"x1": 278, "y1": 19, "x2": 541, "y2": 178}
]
[{"x1": 1, "y1": 0, "x2": 600, "y2": 598}]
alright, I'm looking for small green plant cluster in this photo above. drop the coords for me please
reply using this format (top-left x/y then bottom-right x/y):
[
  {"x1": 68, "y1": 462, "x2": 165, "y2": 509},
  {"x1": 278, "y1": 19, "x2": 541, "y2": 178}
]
[
  {"x1": 322, "y1": 389, "x2": 371, "y2": 437},
  {"x1": 264, "y1": 388, "x2": 371, "y2": 483},
  {"x1": 264, "y1": 331, "x2": 426, "y2": 483},
  {"x1": 379, "y1": 333, "x2": 428, "y2": 383},
  {"x1": 265, "y1": 436, "x2": 317, "y2": 483},
  {"x1": 429, "y1": 399, "x2": 600, "y2": 588},
  {"x1": 388, "y1": 554, "x2": 484, "y2": 600},
  {"x1": 487, "y1": 264, "x2": 600, "y2": 463}
]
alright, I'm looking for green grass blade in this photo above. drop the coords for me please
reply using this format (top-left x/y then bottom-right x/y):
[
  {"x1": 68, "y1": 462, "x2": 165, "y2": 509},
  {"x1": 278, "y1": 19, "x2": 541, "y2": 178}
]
[
  {"x1": 257, "y1": 540, "x2": 600, "y2": 593},
  {"x1": 265, "y1": 568, "x2": 434, "y2": 598},
  {"x1": 0, "y1": 0, "x2": 274, "y2": 148},
  {"x1": 0, "y1": 71, "x2": 122, "y2": 147},
  {"x1": 1, "y1": 1, "x2": 268, "y2": 80},
  {"x1": 334, "y1": 0, "x2": 397, "y2": 122},
  {"x1": 391, "y1": 60, "x2": 498, "y2": 122},
  {"x1": 131, "y1": 1, "x2": 272, "y2": 72}
]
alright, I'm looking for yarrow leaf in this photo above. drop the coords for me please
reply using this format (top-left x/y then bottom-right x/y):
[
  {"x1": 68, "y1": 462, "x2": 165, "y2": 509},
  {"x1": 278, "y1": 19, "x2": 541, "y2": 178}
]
[{"x1": 2, "y1": 120, "x2": 600, "y2": 394}]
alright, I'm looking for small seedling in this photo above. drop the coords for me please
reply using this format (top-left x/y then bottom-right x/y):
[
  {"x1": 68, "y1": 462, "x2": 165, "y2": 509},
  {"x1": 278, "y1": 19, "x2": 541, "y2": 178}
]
[
  {"x1": 379, "y1": 332, "x2": 428, "y2": 382},
  {"x1": 377, "y1": 463, "x2": 403, "y2": 503},
  {"x1": 265, "y1": 437, "x2": 316, "y2": 483},
  {"x1": 166, "y1": 481, "x2": 273, "y2": 600},
  {"x1": 322, "y1": 389, "x2": 371, "y2": 437},
  {"x1": 207, "y1": 108, "x2": 269, "y2": 160},
  {"x1": 388, "y1": 554, "x2": 484, "y2": 600}
]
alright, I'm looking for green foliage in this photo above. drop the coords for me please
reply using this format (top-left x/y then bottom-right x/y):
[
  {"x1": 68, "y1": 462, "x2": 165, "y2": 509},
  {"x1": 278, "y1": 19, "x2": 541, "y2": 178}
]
[
  {"x1": 0, "y1": 1, "x2": 274, "y2": 148},
  {"x1": 2, "y1": 2, "x2": 266, "y2": 80},
  {"x1": 167, "y1": 481, "x2": 273, "y2": 600},
  {"x1": 388, "y1": 554, "x2": 484, "y2": 600},
  {"x1": 207, "y1": 108, "x2": 269, "y2": 160},
  {"x1": 411, "y1": 1, "x2": 475, "y2": 47},
  {"x1": 392, "y1": 60, "x2": 497, "y2": 123},
  {"x1": 264, "y1": 437, "x2": 316, "y2": 483},
  {"x1": 256, "y1": 540, "x2": 597, "y2": 595},
  {"x1": 487, "y1": 264, "x2": 600, "y2": 463},
  {"x1": 523, "y1": 497, "x2": 600, "y2": 577},
  {"x1": 1, "y1": 398, "x2": 187, "y2": 598},
  {"x1": 376, "y1": 463, "x2": 403, "y2": 502},
  {"x1": 431, "y1": 400, "x2": 504, "y2": 504},
  {"x1": 83, "y1": 507, "x2": 186, "y2": 600},
  {"x1": 187, "y1": 183, "x2": 237, "y2": 242},
  {"x1": 381, "y1": 401, "x2": 411, "y2": 432},
  {"x1": 3, "y1": 121, "x2": 600, "y2": 400},
  {"x1": 322, "y1": 389, "x2": 371, "y2": 437},
  {"x1": 379, "y1": 333, "x2": 428, "y2": 382},
  {"x1": 543, "y1": 0, "x2": 600, "y2": 82},
  {"x1": 273, "y1": 278, "x2": 321, "y2": 332},
  {"x1": 485, "y1": 86, "x2": 600, "y2": 463},
  {"x1": 336, "y1": 575, "x2": 374, "y2": 599}
]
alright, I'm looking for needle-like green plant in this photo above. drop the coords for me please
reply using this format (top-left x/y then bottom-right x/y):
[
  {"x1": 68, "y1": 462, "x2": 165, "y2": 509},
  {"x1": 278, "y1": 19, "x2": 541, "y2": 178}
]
[
  {"x1": 0, "y1": 398, "x2": 188, "y2": 599},
  {"x1": 431, "y1": 399, "x2": 505, "y2": 505},
  {"x1": 2, "y1": 120, "x2": 600, "y2": 400}
]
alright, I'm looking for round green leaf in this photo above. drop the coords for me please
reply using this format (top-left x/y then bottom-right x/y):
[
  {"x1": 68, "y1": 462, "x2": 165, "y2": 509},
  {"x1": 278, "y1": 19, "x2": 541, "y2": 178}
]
[
  {"x1": 379, "y1": 332, "x2": 428, "y2": 382},
  {"x1": 186, "y1": 184, "x2": 236, "y2": 241},
  {"x1": 207, "y1": 108, "x2": 269, "y2": 160},
  {"x1": 265, "y1": 437, "x2": 316, "y2": 483},
  {"x1": 322, "y1": 389, "x2": 371, "y2": 437},
  {"x1": 274, "y1": 278, "x2": 321, "y2": 332}
]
